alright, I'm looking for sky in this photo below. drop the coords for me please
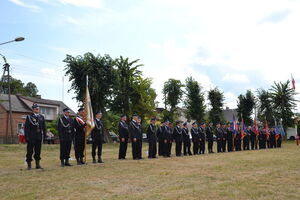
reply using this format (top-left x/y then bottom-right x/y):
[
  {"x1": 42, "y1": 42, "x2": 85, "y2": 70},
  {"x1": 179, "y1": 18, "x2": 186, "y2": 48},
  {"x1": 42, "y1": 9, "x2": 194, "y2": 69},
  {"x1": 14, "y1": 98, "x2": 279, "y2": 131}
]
[{"x1": 0, "y1": 0, "x2": 300, "y2": 112}]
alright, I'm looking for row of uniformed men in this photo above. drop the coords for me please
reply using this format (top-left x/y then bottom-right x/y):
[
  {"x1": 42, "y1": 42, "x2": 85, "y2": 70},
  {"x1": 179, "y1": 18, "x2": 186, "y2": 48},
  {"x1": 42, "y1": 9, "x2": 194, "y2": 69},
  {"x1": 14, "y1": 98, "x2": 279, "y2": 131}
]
[{"x1": 24, "y1": 103, "x2": 282, "y2": 169}]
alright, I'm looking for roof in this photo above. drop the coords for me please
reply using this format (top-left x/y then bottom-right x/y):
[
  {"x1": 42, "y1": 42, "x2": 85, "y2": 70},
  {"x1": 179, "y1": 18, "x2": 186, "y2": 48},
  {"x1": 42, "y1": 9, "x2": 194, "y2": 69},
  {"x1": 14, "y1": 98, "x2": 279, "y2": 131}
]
[
  {"x1": 0, "y1": 94, "x2": 31, "y2": 113},
  {"x1": 0, "y1": 94, "x2": 76, "y2": 116},
  {"x1": 222, "y1": 108, "x2": 238, "y2": 122}
]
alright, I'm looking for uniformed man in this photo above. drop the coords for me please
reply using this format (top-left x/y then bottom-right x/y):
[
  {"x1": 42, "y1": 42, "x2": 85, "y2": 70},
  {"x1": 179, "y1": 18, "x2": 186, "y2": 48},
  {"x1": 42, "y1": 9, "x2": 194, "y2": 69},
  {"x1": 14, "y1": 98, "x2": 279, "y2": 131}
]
[
  {"x1": 74, "y1": 108, "x2": 86, "y2": 165},
  {"x1": 234, "y1": 125, "x2": 242, "y2": 151},
  {"x1": 198, "y1": 123, "x2": 206, "y2": 154},
  {"x1": 226, "y1": 123, "x2": 234, "y2": 152},
  {"x1": 91, "y1": 111, "x2": 104, "y2": 163},
  {"x1": 157, "y1": 120, "x2": 169, "y2": 157},
  {"x1": 243, "y1": 126, "x2": 250, "y2": 150},
  {"x1": 258, "y1": 127, "x2": 266, "y2": 149},
  {"x1": 277, "y1": 132, "x2": 282, "y2": 148},
  {"x1": 57, "y1": 107, "x2": 74, "y2": 167},
  {"x1": 173, "y1": 120, "x2": 183, "y2": 157},
  {"x1": 129, "y1": 114, "x2": 143, "y2": 160},
  {"x1": 165, "y1": 121, "x2": 173, "y2": 157},
  {"x1": 206, "y1": 122, "x2": 214, "y2": 153},
  {"x1": 147, "y1": 117, "x2": 157, "y2": 158},
  {"x1": 118, "y1": 114, "x2": 129, "y2": 160},
  {"x1": 269, "y1": 127, "x2": 276, "y2": 148},
  {"x1": 182, "y1": 122, "x2": 192, "y2": 156},
  {"x1": 216, "y1": 122, "x2": 224, "y2": 153},
  {"x1": 24, "y1": 103, "x2": 46, "y2": 170},
  {"x1": 221, "y1": 123, "x2": 227, "y2": 152},
  {"x1": 191, "y1": 122, "x2": 199, "y2": 155},
  {"x1": 250, "y1": 126, "x2": 257, "y2": 150}
]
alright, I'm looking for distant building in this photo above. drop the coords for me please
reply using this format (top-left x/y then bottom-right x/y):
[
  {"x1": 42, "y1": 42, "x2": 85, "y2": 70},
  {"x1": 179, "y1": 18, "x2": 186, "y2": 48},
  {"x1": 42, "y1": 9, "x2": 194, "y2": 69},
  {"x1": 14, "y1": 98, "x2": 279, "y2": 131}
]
[
  {"x1": 0, "y1": 94, "x2": 75, "y2": 143},
  {"x1": 222, "y1": 107, "x2": 238, "y2": 122}
]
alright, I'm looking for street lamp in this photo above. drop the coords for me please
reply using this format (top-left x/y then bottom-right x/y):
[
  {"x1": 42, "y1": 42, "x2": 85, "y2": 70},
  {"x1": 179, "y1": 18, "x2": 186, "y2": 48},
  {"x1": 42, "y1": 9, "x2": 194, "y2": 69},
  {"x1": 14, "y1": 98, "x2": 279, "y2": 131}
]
[{"x1": 0, "y1": 37, "x2": 25, "y2": 46}]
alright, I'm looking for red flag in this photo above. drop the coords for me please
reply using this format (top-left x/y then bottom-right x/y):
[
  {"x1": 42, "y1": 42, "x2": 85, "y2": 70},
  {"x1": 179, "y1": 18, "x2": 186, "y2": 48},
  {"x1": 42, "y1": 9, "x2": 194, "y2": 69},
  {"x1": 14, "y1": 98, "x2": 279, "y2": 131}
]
[
  {"x1": 265, "y1": 120, "x2": 270, "y2": 139},
  {"x1": 241, "y1": 118, "x2": 246, "y2": 140},
  {"x1": 291, "y1": 74, "x2": 296, "y2": 90},
  {"x1": 253, "y1": 118, "x2": 259, "y2": 136}
]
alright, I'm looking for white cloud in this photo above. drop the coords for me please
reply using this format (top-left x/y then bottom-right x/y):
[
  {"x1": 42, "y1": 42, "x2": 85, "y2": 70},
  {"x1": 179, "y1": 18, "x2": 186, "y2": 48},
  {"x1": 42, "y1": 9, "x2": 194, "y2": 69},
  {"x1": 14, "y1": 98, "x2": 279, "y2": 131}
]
[
  {"x1": 57, "y1": 0, "x2": 103, "y2": 8},
  {"x1": 8, "y1": 0, "x2": 40, "y2": 11},
  {"x1": 222, "y1": 73, "x2": 249, "y2": 83},
  {"x1": 223, "y1": 92, "x2": 238, "y2": 109},
  {"x1": 63, "y1": 15, "x2": 84, "y2": 25}
]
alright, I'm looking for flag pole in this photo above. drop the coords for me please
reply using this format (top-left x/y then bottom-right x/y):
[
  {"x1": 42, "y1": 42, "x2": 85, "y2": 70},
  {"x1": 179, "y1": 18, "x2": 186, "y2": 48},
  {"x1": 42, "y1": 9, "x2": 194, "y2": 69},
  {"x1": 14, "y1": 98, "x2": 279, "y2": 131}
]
[{"x1": 84, "y1": 75, "x2": 88, "y2": 164}]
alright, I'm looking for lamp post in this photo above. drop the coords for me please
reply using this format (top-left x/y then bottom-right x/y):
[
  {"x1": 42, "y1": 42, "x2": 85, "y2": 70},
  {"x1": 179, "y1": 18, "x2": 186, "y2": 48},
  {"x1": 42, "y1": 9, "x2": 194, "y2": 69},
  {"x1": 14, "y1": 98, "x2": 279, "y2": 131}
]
[
  {"x1": 0, "y1": 37, "x2": 25, "y2": 46},
  {"x1": 0, "y1": 37, "x2": 25, "y2": 143}
]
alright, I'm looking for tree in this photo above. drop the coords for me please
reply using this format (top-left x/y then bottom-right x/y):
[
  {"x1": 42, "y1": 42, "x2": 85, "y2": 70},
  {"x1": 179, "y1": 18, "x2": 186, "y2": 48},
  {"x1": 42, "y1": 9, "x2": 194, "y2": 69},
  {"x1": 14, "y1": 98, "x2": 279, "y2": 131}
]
[
  {"x1": 270, "y1": 80, "x2": 298, "y2": 133},
  {"x1": 257, "y1": 89, "x2": 274, "y2": 124},
  {"x1": 64, "y1": 52, "x2": 116, "y2": 112},
  {"x1": 184, "y1": 76, "x2": 206, "y2": 122},
  {"x1": 111, "y1": 56, "x2": 143, "y2": 117},
  {"x1": 162, "y1": 78, "x2": 184, "y2": 122},
  {"x1": 237, "y1": 90, "x2": 256, "y2": 125},
  {"x1": 23, "y1": 82, "x2": 39, "y2": 97},
  {"x1": 0, "y1": 75, "x2": 39, "y2": 97},
  {"x1": 208, "y1": 88, "x2": 224, "y2": 124}
]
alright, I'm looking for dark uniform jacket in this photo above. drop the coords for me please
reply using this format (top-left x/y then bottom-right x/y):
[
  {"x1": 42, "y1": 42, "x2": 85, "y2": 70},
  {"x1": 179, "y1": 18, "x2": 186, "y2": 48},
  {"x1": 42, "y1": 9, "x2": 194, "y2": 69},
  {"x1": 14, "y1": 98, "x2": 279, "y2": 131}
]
[
  {"x1": 129, "y1": 120, "x2": 142, "y2": 140},
  {"x1": 199, "y1": 127, "x2": 206, "y2": 141},
  {"x1": 147, "y1": 124, "x2": 157, "y2": 142},
  {"x1": 206, "y1": 126, "x2": 214, "y2": 141},
  {"x1": 173, "y1": 126, "x2": 183, "y2": 142},
  {"x1": 163, "y1": 126, "x2": 173, "y2": 141},
  {"x1": 74, "y1": 116, "x2": 86, "y2": 140},
  {"x1": 58, "y1": 116, "x2": 74, "y2": 142},
  {"x1": 24, "y1": 113, "x2": 46, "y2": 141},
  {"x1": 182, "y1": 128, "x2": 190, "y2": 142},
  {"x1": 118, "y1": 120, "x2": 129, "y2": 139},
  {"x1": 216, "y1": 128, "x2": 224, "y2": 140},
  {"x1": 191, "y1": 127, "x2": 199, "y2": 142},
  {"x1": 91, "y1": 119, "x2": 104, "y2": 142},
  {"x1": 226, "y1": 128, "x2": 234, "y2": 141}
]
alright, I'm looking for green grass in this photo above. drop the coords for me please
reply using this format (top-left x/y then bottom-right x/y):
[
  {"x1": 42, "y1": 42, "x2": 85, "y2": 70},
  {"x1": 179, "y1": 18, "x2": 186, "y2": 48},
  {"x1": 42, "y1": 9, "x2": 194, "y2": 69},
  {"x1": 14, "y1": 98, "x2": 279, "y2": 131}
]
[{"x1": 1, "y1": 141, "x2": 300, "y2": 200}]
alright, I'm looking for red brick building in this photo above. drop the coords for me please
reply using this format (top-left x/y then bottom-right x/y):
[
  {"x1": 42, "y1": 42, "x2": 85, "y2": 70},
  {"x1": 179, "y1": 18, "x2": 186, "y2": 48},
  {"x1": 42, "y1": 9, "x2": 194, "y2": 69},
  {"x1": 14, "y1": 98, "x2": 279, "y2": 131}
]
[{"x1": 0, "y1": 94, "x2": 75, "y2": 143}]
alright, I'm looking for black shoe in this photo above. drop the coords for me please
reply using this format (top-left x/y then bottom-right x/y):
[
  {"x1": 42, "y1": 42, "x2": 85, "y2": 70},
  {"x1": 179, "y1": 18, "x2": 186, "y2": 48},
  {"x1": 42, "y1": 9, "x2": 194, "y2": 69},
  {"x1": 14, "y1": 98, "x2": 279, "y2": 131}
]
[
  {"x1": 80, "y1": 158, "x2": 85, "y2": 165},
  {"x1": 76, "y1": 159, "x2": 82, "y2": 165},
  {"x1": 61, "y1": 160, "x2": 65, "y2": 167},
  {"x1": 98, "y1": 157, "x2": 104, "y2": 163},
  {"x1": 27, "y1": 162, "x2": 31, "y2": 170},
  {"x1": 93, "y1": 158, "x2": 96, "y2": 164},
  {"x1": 35, "y1": 160, "x2": 43, "y2": 169},
  {"x1": 65, "y1": 159, "x2": 72, "y2": 166}
]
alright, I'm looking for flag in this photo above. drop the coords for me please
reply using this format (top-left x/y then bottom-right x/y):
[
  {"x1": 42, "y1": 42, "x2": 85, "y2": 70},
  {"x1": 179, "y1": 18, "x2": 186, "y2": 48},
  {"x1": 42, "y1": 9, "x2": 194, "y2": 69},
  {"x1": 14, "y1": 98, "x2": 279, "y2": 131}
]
[
  {"x1": 279, "y1": 120, "x2": 285, "y2": 136},
  {"x1": 253, "y1": 118, "x2": 259, "y2": 136},
  {"x1": 232, "y1": 114, "x2": 237, "y2": 135},
  {"x1": 275, "y1": 120, "x2": 280, "y2": 140},
  {"x1": 84, "y1": 75, "x2": 95, "y2": 136},
  {"x1": 291, "y1": 74, "x2": 296, "y2": 90},
  {"x1": 241, "y1": 117, "x2": 246, "y2": 140},
  {"x1": 265, "y1": 120, "x2": 270, "y2": 139}
]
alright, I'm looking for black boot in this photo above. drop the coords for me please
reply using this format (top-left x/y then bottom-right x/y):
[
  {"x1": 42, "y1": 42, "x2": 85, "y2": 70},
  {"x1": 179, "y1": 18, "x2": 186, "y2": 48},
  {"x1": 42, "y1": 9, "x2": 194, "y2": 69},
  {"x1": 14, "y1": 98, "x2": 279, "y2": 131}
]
[
  {"x1": 35, "y1": 160, "x2": 43, "y2": 169},
  {"x1": 98, "y1": 156, "x2": 104, "y2": 163},
  {"x1": 80, "y1": 157, "x2": 85, "y2": 165},
  {"x1": 61, "y1": 160, "x2": 65, "y2": 167},
  {"x1": 65, "y1": 159, "x2": 72, "y2": 166},
  {"x1": 76, "y1": 158, "x2": 82, "y2": 165},
  {"x1": 92, "y1": 157, "x2": 96, "y2": 163},
  {"x1": 27, "y1": 162, "x2": 31, "y2": 170}
]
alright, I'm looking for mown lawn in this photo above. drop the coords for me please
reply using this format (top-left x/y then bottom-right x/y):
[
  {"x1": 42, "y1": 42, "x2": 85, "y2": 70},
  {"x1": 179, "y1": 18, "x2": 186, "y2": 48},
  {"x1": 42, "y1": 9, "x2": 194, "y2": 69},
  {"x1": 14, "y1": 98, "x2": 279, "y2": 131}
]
[{"x1": 0, "y1": 141, "x2": 299, "y2": 200}]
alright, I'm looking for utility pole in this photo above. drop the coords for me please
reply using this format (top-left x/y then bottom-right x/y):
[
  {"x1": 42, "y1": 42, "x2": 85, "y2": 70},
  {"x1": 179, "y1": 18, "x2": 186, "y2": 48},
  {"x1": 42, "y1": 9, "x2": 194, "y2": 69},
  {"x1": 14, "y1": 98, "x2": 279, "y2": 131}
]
[{"x1": 0, "y1": 56, "x2": 14, "y2": 143}]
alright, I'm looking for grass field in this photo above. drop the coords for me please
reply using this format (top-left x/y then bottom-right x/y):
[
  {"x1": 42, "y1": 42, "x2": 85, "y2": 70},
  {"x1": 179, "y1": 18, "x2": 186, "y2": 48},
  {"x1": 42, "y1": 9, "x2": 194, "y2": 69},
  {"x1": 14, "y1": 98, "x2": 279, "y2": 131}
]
[{"x1": 1, "y1": 141, "x2": 300, "y2": 200}]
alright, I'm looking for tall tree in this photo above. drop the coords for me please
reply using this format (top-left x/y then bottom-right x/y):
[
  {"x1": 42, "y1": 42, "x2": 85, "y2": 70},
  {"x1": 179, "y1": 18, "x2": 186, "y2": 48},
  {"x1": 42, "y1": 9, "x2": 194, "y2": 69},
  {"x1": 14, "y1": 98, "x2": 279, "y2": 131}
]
[
  {"x1": 184, "y1": 76, "x2": 206, "y2": 122},
  {"x1": 64, "y1": 53, "x2": 116, "y2": 112},
  {"x1": 162, "y1": 78, "x2": 184, "y2": 122},
  {"x1": 257, "y1": 89, "x2": 274, "y2": 124},
  {"x1": 237, "y1": 90, "x2": 256, "y2": 125},
  {"x1": 208, "y1": 88, "x2": 224, "y2": 124},
  {"x1": 111, "y1": 56, "x2": 143, "y2": 117},
  {"x1": 270, "y1": 80, "x2": 298, "y2": 133},
  {"x1": 0, "y1": 75, "x2": 39, "y2": 97}
]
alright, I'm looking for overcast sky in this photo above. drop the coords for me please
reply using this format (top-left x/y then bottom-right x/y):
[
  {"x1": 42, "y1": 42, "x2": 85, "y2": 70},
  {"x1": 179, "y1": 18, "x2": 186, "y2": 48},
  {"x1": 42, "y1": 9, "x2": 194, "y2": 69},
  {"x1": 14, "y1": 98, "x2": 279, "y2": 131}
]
[{"x1": 1, "y1": 0, "x2": 300, "y2": 112}]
